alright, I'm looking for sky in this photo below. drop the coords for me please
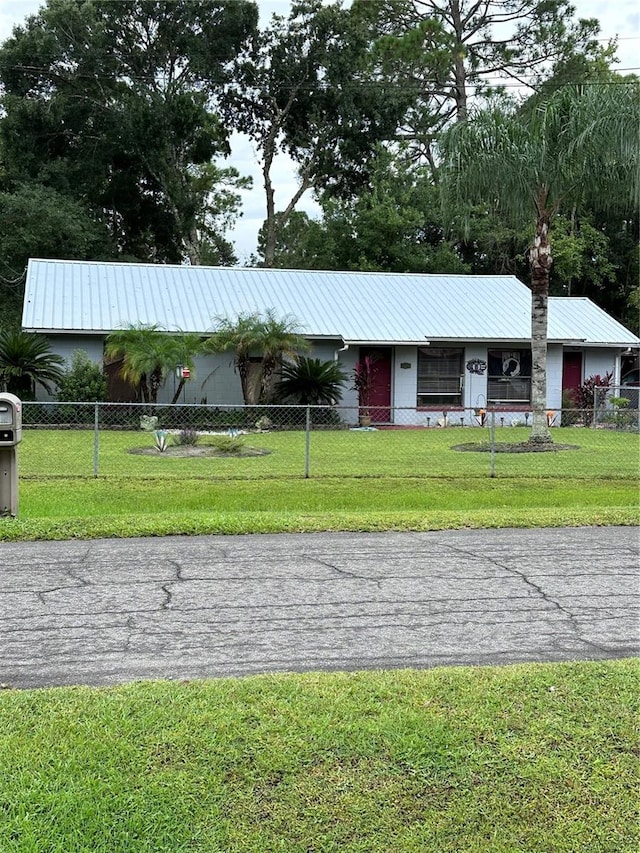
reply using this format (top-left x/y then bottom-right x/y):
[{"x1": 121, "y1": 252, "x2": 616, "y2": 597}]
[{"x1": 0, "y1": 0, "x2": 638, "y2": 263}]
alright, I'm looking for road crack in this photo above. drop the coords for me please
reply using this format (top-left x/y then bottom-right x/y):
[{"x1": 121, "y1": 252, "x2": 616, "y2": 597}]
[
  {"x1": 303, "y1": 556, "x2": 382, "y2": 588},
  {"x1": 444, "y1": 544, "x2": 611, "y2": 655},
  {"x1": 161, "y1": 560, "x2": 185, "y2": 610}
]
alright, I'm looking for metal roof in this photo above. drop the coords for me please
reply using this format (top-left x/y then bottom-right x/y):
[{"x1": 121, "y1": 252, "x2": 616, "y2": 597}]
[{"x1": 22, "y1": 259, "x2": 639, "y2": 347}]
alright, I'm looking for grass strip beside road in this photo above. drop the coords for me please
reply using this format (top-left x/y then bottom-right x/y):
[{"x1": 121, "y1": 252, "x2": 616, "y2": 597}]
[
  {"x1": 1, "y1": 476, "x2": 638, "y2": 540},
  {"x1": 0, "y1": 660, "x2": 637, "y2": 853}
]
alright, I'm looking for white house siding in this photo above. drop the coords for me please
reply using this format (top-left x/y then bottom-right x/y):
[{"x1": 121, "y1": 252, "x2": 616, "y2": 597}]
[
  {"x1": 167, "y1": 352, "x2": 241, "y2": 406},
  {"x1": 546, "y1": 345, "x2": 564, "y2": 412},
  {"x1": 392, "y1": 346, "x2": 418, "y2": 425},
  {"x1": 462, "y1": 344, "x2": 487, "y2": 416},
  {"x1": 160, "y1": 339, "x2": 351, "y2": 408},
  {"x1": 155, "y1": 341, "x2": 612, "y2": 420},
  {"x1": 49, "y1": 334, "x2": 104, "y2": 368},
  {"x1": 338, "y1": 345, "x2": 360, "y2": 421},
  {"x1": 584, "y1": 349, "x2": 619, "y2": 383}
]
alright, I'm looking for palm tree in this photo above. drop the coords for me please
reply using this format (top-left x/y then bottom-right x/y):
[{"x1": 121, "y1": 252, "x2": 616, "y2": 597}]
[
  {"x1": 203, "y1": 312, "x2": 265, "y2": 404},
  {"x1": 0, "y1": 330, "x2": 64, "y2": 399},
  {"x1": 441, "y1": 83, "x2": 639, "y2": 443},
  {"x1": 205, "y1": 310, "x2": 308, "y2": 404},
  {"x1": 258, "y1": 310, "x2": 309, "y2": 402},
  {"x1": 105, "y1": 325, "x2": 201, "y2": 404},
  {"x1": 274, "y1": 357, "x2": 347, "y2": 405}
]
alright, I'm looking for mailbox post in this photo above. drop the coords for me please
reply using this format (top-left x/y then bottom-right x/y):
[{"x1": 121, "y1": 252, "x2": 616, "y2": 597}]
[{"x1": 0, "y1": 393, "x2": 22, "y2": 517}]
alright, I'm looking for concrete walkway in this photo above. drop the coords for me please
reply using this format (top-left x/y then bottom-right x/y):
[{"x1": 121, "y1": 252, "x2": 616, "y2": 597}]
[{"x1": 1, "y1": 526, "x2": 638, "y2": 689}]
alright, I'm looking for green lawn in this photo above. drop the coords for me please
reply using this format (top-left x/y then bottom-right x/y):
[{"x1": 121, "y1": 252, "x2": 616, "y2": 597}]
[
  {"x1": 0, "y1": 660, "x2": 637, "y2": 852},
  {"x1": 1, "y1": 426, "x2": 637, "y2": 540},
  {"x1": 16, "y1": 424, "x2": 640, "y2": 480}
]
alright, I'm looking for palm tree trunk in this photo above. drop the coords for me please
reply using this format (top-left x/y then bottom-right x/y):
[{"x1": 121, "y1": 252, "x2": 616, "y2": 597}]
[
  {"x1": 259, "y1": 355, "x2": 278, "y2": 403},
  {"x1": 140, "y1": 374, "x2": 150, "y2": 404},
  {"x1": 149, "y1": 368, "x2": 163, "y2": 406},
  {"x1": 528, "y1": 209, "x2": 553, "y2": 444},
  {"x1": 237, "y1": 355, "x2": 256, "y2": 405}
]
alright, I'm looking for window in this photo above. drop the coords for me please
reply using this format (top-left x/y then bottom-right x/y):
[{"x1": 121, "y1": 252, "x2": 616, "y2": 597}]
[
  {"x1": 417, "y1": 347, "x2": 463, "y2": 406},
  {"x1": 487, "y1": 349, "x2": 531, "y2": 404}
]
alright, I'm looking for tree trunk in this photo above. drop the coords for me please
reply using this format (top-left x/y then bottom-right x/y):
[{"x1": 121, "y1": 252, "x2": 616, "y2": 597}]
[
  {"x1": 237, "y1": 355, "x2": 261, "y2": 405},
  {"x1": 140, "y1": 374, "x2": 150, "y2": 404},
  {"x1": 262, "y1": 127, "x2": 278, "y2": 268},
  {"x1": 259, "y1": 355, "x2": 280, "y2": 403},
  {"x1": 149, "y1": 368, "x2": 163, "y2": 406},
  {"x1": 185, "y1": 227, "x2": 202, "y2": 266},
  {"x1": 262, "y1": 172, "x2": 278, "y2": 269},
  {"x1": 528, "y1": 209, "x2": 553, "y2": 444},
  {"x1": 237, "y1": 355, "x2": 251, "y2": 405},
  {"x1": 450, "y1": 0, "x2": 468, "y2": 122},
  {"x1": 171, "y1": 379, "x2": 185, "y2": 405}
]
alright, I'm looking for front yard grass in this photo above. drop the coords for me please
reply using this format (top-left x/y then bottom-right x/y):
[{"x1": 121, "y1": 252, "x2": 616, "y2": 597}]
[
  {"x1": 0, "y1": 660, "x2": 637, "y2": 852},
  {"x1": 17, "y1": 424, "x2": 640, "y2": 480}
]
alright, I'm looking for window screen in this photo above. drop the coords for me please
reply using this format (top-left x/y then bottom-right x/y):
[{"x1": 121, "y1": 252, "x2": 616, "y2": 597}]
[{"x1": 417, "y1": 347, "x2": 463, "y2": 406}]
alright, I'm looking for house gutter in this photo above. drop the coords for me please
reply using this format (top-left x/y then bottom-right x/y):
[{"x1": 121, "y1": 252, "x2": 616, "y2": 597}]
[
  {"x1": 334, "y1": 341, "x2": 349, "y2": 361},
  {"x1": 341, "y1": 340, "x2": 431, "y2": 347}
]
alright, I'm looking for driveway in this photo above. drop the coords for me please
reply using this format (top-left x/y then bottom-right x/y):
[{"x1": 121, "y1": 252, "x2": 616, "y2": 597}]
[{"x1": 1, "y1": 527, "x2": 638, "y2": 689}]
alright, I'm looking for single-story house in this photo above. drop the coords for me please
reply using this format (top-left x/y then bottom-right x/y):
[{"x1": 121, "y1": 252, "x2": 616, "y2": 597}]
[{"x1": 22, "y1": 258, "x2": 640, "y2": 424}]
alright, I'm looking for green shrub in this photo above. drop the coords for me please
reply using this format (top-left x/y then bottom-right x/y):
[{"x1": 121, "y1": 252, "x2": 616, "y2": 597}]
[
  {"x1": 56, "y1": 351, "x2": 107, "y2": 402},
  {"x1": 274, "y1": 357, "x2": 347, "y2": 405}
]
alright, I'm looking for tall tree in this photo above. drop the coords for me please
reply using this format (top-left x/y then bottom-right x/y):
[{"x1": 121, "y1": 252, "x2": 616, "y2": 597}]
[
  {"x1": 364, "y1": 0, "x2": 612, "y2": 169},
  {"x1": 0, "y1": 0, "x2": 258, "y2": 263},
  {"x1": 440, "y1": 83, "x2": 639, "y2": 442},
  {"x1": 222, "y1": 0, "x2": 411, "y2": 266},
  {"x1": 258, "y1": 310, "x2": 310, "y2": 401}
]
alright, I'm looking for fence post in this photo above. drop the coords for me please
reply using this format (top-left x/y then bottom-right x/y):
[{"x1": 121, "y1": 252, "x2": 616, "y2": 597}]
[
  {"x1": 305, "y1": 406, "x2": 311, "y2": 479},
  {"x1": 489, "y1": 410, "x2": 496, "y2": 478},
  {"x1": 93, "y1": 402, "x2": 99, "y2": 478}
]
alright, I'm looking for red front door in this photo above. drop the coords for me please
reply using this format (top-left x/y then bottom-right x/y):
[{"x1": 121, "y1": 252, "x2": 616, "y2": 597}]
[
  {"x1": 360, "y1": 347, "x2": 392, "y2": 422},
  {"x1": 562, "y1": 352, "x2": 583, "y2": 402}
]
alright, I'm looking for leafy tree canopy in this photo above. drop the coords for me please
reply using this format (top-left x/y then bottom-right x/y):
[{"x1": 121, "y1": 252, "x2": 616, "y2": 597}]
[
  {"x1": 363, "y1": 0, "x2": 612, "y2": 167},
  {"x1": 0, "y1": 0, "x2": 258, "y2": 264},
  {"x1": 222, "y1": 0, "x2": 412, "y2": 266},
  {"x1": 258, "y1": 149, "x2": 468, "y2": 273}
]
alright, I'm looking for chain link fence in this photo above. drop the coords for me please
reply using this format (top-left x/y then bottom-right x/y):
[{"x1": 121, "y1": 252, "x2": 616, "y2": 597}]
[{"x1": 18, "y1": 398, "x2": 639, "y2": 481}]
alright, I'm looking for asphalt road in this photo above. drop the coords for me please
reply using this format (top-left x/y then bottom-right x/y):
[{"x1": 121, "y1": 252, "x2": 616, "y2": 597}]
[{"x1": 1, "y1": 526, "x2": 638, "y2": 689}]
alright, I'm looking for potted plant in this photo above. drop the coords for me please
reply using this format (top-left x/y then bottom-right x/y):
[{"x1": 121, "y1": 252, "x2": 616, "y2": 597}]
[{"x1": 352, "y1": 356, "x2": 377, "y2": 426}]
